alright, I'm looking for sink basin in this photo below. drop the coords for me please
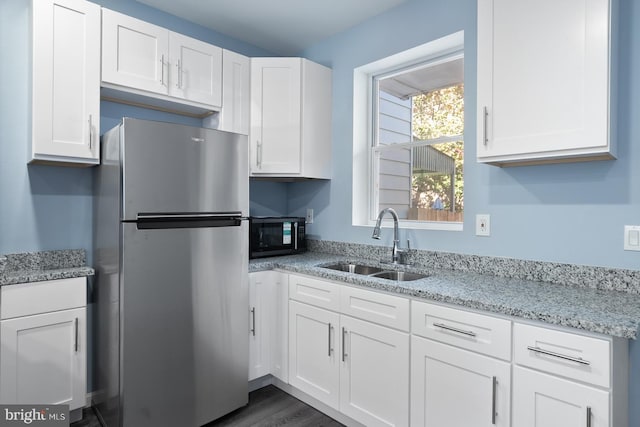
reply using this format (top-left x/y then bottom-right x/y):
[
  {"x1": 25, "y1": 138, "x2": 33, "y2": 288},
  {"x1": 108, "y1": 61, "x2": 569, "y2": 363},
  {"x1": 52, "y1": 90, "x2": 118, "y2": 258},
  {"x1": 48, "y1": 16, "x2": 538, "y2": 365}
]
[
  {"x1": 323, "y1": 263, "x2": 384, "y2": 275},
  {"x1": 370, "y1": 271, "x2": 428, "y2": 281}
]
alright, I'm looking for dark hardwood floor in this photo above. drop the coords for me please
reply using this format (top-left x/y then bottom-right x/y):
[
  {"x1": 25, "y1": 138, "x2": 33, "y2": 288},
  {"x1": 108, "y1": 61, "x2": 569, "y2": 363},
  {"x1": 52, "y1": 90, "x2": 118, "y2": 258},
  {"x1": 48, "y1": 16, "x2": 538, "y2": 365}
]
[
  {"x1": 207, "y1": 385, "x2": 344, "y2": 427},
  {"x1": 71, "y1": 385, "x2": 343, "y2": 427}
]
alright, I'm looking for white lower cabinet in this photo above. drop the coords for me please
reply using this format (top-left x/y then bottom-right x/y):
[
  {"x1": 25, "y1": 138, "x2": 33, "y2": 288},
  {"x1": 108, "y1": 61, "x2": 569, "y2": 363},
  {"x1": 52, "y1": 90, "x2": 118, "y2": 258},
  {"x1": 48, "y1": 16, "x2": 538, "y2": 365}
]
[
  {"x1": 248, "y1": 271, "x2": 288, "y2": 382},
  {"x1": 288, "y1": 274, "x2": 409, "y2": 427},
  {"x1": 273, "y1": 272, "x2": 628, "y2": 427},
  {"x1": 512, "y1": 366, "x2": 609, "y2": 427},
  {"x1": 411, "y1": 336, "x2": 510, "y2": 427},
  {"x1": 339, "y1": 315, "x2": 409, "y2": 427},
  {"x1": 0, "y1": 278, "x2": 87, "y2": 411},
  {"x1": 512, "y1": 322, "x2": 626, "y2": 427},
  {"x1": 288, "y1": 300, "x2": 341, "y2": 408}
]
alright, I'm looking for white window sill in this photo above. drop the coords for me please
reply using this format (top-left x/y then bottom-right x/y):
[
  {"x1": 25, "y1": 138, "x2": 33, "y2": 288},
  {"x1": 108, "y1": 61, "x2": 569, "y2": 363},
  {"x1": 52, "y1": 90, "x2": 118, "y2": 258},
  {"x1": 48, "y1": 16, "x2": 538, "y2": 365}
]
[{"x1": 354, "y1": 219, "x2": 463, "y2": 232}]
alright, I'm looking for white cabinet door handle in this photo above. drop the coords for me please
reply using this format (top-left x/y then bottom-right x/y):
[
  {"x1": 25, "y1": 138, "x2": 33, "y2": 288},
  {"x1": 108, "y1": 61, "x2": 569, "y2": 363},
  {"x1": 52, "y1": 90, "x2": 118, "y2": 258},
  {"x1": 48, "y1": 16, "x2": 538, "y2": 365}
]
[
  {"x1": 483, "y1": 106, "x2": 489, "y2": 146},
  {"x1": 88, "y1": 115, "x2": 93, "y2": 150},
  {"x1": 250, "y1": 307, "x2": 256, "y2": 336},
  {"x1": 74, "y1": 317, "x2": 79, "y2": 352},
  {"x1": 491, "y1": 376, "x2": 497, "y2": 424}
]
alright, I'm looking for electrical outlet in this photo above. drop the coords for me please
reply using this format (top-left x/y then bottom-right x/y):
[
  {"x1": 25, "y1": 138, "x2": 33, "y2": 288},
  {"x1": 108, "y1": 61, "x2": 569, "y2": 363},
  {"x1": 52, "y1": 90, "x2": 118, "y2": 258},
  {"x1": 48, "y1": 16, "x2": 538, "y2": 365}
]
[
  {"x1": 306, "y1": 208, "x2": 314, "y2": 224},
  {"x1": 624, "y1": 225, "x2": 640, "y2": 251},
  {"x1": 476, "y1": 214, "x2": 490, "y2": 236}
]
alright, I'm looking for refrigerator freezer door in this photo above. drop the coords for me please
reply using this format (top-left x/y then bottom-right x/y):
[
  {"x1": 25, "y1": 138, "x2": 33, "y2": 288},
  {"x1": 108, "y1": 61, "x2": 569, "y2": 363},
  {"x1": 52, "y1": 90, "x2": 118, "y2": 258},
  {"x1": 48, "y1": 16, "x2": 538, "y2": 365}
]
[
  {"x1": 120, "y1": 118, "x2": 248, "y2": 220},
  {"x1": 120, "y1": 222, "x2": 248, "y2": 427}
]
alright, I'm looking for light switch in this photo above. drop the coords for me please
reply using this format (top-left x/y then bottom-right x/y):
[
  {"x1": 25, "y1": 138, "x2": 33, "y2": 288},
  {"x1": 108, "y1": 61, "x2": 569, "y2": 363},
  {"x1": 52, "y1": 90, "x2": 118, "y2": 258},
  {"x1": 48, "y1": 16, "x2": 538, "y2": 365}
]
[{"x1": 624, "y1": 225, "x2": 640, "y2": 251}]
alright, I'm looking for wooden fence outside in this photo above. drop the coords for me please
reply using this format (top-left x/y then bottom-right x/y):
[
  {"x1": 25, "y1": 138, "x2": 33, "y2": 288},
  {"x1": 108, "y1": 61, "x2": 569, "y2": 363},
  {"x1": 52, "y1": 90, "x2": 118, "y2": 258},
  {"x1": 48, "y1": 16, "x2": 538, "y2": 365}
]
[{"x1": 408, "y1": 208, "x2": 463, "y2": 222}]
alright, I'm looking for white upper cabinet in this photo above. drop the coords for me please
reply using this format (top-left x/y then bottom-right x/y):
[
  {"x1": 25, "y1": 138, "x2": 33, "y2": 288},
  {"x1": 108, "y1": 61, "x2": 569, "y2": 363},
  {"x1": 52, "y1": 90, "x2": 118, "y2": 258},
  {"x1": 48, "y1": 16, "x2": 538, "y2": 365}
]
[
  {"x1": 101, "y1": 8, "x2": 222, "y2": 112},
  {"x1": 101, "y1": 9, "x2": 168, "y2": 95},
  {"x1": 250, "y1": 58, "x2": 332, "y2": 179},
  {"x1": 169, "y1": 33, "x2": 222, "y2": 107},
  {"x1": 31, "y1": 0, "x2": 100, "y2": 166},
  {"x1": 477, "y1": 0, "x2": 614, "y2": 166},
  {"x1": 219, "y1": 50, "x2": 250, "y2": 135}
]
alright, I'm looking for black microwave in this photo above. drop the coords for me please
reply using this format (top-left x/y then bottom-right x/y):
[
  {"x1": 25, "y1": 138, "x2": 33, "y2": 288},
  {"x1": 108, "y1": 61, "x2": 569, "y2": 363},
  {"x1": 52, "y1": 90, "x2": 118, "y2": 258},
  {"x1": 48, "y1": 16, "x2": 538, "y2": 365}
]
[{"x1": 249, "y1": 217, "x2": 306, "y2": 259}]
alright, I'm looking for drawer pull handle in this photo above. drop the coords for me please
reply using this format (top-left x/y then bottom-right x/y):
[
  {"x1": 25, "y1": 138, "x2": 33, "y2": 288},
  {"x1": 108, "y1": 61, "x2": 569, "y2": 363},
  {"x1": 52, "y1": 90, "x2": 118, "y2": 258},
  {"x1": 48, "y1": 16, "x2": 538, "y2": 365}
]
[
  {"x1": 491, "y1": 376, "x2": 497, "y2": 424},
  {"x1": 526, "y1": 346, "x2": 591, "y2": 365},
  {"x1": 433, "y1": 322, "x2": 477, "y2": 337},
  {"x1": 586, "y1": 406, "x2": 592, "y2": 427}
]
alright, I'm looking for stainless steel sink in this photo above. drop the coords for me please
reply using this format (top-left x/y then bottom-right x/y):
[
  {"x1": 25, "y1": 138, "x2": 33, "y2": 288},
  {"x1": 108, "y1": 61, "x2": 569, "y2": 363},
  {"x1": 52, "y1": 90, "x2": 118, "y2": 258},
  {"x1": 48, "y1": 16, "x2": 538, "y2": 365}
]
[
  {"x1": 322, "y1": 263, "x2": 384, "y2": 275},
  {"x1": 322, "y1": 263, "x2": 428, "y2": 282},
  {"x1": 370, "y1": 271, "x2": 428, "y2": 281}
]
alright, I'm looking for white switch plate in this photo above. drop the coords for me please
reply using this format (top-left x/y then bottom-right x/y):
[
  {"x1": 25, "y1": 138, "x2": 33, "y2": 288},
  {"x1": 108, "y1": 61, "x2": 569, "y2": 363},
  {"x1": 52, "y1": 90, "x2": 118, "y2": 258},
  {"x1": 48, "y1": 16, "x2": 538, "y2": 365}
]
[
  {"x1": 476, "y1": 214, "x2": 490, "y2": 236},
  {"x1": 624, "y1": 225, "x2": 640, "y2": 251},
  {"x1": 306, "y1": 208, "x2": 314, "y2": 224}
]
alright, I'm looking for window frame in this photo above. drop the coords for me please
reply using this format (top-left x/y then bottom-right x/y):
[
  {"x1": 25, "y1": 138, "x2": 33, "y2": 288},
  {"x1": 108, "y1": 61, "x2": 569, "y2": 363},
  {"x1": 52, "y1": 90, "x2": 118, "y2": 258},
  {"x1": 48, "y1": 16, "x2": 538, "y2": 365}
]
[{"x1": 352, "y1": 31, "x2": 465, "y2": 231}]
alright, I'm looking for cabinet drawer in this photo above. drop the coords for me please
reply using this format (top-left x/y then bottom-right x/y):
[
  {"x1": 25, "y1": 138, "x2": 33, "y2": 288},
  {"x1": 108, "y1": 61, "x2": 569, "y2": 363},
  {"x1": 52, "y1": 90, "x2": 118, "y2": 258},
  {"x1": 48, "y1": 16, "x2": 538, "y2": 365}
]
[
  {"x1": 289, "y1": 274, "x2": 340, "y2": 312},
  {"x1": 412, "y1": 301, "x2": 511, "y2": 360},
  {"x1": 340, "y1": 286, "x2": 409, "y2": 331},
  {"x1": 1, "y1": 278, "x2": 86, "y2": 319},
  {"x1": 513, "y1": 323, "x2": 610, "y2": 388}
]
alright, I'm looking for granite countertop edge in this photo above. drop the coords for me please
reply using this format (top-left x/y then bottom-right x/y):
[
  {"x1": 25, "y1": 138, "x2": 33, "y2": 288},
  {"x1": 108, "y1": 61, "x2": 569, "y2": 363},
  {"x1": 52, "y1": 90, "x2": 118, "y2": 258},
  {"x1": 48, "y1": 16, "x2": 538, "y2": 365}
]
[
  {"x1": 0, "y1": 249, "x2": 94, "y2": 286},
  {"x1": 250, "y1": 253, "x2": 640, "y2": 340},
  {"x1": 0, "y1": 267, "x2": 95, "y2": 286}
]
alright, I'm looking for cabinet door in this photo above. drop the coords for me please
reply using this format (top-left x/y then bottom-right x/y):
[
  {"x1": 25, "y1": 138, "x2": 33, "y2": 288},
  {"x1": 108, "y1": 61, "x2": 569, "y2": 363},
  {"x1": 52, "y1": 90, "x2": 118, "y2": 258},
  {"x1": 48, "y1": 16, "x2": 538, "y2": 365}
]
[
  {"x1": 411, "y1": 336, "x2": 510, "y2": 427},
  {"x1": 477, "y1": 0, "x2": 611, "y2": 164},
  {"x1": 31, "y1": 0, "x2": 100, "y2": 164},
  {"x1": 513, "y1": 366, "x2": 609, "y2": 427},
  {"x1": 219, "y1": 50, "x2": 250, "y2": 135},
  {"x1": 169, "y1": 33, "x2": 222, "y2": 107},
  {"x1": 250, "y1": 58, "x2": 302, "y2": 174},
  {"x1": 288, "y1": 300, "x2": 339, "y2": 409},
  {"x1": 249, "y1": 273, "x2": 270, "y2": 380},
  {"x1": 102, "y1": 8, "x2": 169, "y2": 95},
  {"x1": 0, "y1": 308, "x2": 86, "y2": 411},
  {"x1": 340, "y1": 315, "x2": 409, "y2": 427},
  {"x1": 248, "y1": 271, "x2": 289, "y2": 382}
]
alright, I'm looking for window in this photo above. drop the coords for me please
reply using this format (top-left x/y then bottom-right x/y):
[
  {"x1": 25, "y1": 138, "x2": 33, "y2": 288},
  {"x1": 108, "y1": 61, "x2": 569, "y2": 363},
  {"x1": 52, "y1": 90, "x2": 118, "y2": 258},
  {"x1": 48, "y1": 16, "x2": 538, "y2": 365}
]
[{"x1": 352, "y1": 31, "x2": 464, "y2": 231}]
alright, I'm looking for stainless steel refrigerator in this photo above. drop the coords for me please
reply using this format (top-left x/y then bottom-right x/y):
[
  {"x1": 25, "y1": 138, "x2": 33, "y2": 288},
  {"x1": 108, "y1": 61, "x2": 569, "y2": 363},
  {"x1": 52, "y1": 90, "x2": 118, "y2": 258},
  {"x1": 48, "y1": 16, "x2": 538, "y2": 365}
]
[{"x1": 93, "y1": 118, "x2": 249, "y2": 427}]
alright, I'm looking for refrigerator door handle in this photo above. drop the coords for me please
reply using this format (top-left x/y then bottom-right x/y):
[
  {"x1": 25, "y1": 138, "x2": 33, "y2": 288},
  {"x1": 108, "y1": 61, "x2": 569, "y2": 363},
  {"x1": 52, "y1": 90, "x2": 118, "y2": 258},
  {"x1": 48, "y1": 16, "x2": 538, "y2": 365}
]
[
  {"x1": 134, "y1": 213, "x2": 248, "y2": 230},
  {"x1": 136, "y1": 213, "x2": 244, "y2": 220}
]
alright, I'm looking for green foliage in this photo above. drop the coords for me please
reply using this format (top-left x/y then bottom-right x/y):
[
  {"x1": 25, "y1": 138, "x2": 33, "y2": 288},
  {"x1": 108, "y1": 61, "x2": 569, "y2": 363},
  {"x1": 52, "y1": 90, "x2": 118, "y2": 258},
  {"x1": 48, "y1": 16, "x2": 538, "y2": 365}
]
[{"x1": 411, "y1": 84, "x2": 464, "y2": 212}]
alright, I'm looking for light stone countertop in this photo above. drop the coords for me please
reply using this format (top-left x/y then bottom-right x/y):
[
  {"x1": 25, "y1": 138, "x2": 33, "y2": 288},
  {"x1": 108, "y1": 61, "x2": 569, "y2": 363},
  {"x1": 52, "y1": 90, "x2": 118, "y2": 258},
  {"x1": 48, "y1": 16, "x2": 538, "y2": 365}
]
[
  {"x1": 0, "y1": 249, "x2": 94, "y2": 286},
  {"x1": 250, "y1": 251, "x2": 640, "y2": 340}
]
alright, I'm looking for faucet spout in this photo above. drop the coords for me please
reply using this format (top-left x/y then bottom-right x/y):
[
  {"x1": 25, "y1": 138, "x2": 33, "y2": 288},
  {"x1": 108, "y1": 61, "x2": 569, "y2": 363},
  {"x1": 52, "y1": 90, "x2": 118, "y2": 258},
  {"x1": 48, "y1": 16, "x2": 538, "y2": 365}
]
[{"x1": 372, "y1": 208, "x2": 401, "y2": 263}]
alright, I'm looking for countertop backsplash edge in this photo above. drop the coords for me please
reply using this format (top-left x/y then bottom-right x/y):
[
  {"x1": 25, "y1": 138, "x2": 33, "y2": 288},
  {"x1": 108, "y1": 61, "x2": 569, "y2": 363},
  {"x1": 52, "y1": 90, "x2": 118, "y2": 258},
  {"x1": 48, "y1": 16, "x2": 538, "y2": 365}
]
[{"x1": 307, "y1": 239, "x2": 640, "y2": 295}]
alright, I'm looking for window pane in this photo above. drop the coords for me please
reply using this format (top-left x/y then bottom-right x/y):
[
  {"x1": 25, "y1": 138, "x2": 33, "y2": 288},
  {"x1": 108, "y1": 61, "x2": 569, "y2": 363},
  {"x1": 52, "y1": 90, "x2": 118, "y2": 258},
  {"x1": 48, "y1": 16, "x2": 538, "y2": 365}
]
[
  {"x1": 413, "y1": 84, "x2": 464, "y2": 140},
  {"x1": 373, "y1": 58, "x2": 464, "y2": 224},
  {"x1": 409, "y1": 141, "x2": 463, "y2": 222}
]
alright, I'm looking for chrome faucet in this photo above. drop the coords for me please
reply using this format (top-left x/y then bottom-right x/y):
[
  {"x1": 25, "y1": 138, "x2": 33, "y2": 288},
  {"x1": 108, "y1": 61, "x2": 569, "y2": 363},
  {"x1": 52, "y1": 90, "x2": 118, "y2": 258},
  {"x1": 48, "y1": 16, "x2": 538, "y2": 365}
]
[{"x1": 372, "y1": 207, "x2": 405, "y2": 264}]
